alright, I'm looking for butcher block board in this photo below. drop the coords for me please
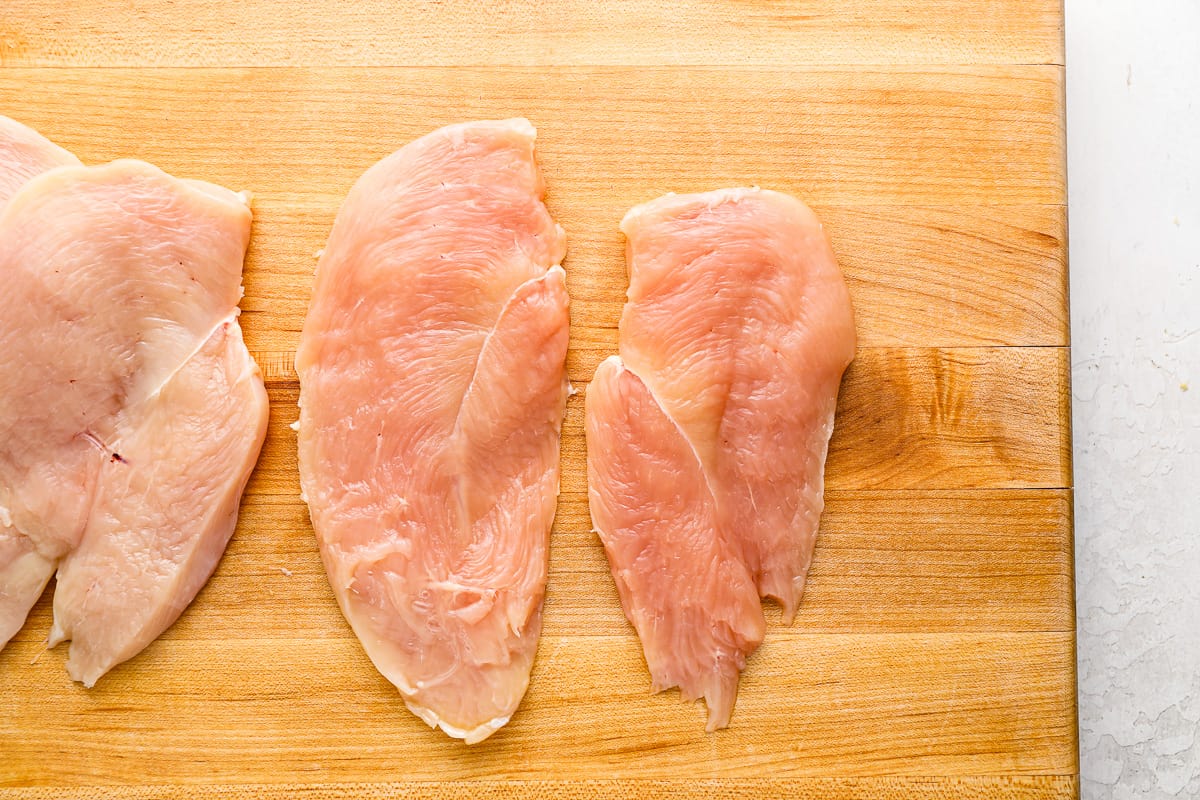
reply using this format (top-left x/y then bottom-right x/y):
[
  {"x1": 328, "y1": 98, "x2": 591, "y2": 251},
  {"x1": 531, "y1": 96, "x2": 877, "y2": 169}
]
[{"x1": 0, "y1": 2, "x2": 1075, "y2": 798}]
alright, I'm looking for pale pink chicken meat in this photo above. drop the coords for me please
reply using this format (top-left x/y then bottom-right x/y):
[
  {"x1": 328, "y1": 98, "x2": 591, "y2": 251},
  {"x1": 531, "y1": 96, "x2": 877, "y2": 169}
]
[
  {"x1": 0, "y1": 530, "x2": 53, "y2": 652},
  {"x1": 0, "y1": 118, "x2": 268, "y2": 683},
  {"x1": 0, "y1": 116, "x2": 82, "y2": 650},
  {"x1": 296, "y1": 119, "x2": 569, "y2": 743},
  {"x1": 586, "y1": 358, "x2": 766, "y2": 731},
  {"x1": 586, "y1": 188, "x2": 856, "y2": 730}
]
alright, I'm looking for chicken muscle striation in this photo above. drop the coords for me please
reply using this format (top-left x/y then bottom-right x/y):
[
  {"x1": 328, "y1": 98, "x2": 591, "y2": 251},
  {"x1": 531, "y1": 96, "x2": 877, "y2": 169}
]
[
  {"x1": 296, "y1": 119, "x2": 569, "y2": 743},
  {"x1": 587, "y1": 188, "x2": 856, "y2": 729},
  {"x1": 0, "y1": 118, "x2": 268, "y2": 684}
]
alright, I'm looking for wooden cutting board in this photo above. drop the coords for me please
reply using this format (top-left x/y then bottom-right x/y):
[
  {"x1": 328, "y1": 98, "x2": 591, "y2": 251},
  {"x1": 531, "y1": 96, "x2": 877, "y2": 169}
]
[{"x1": 0, "y1": 2, "x2": 1075, "y2": 797}]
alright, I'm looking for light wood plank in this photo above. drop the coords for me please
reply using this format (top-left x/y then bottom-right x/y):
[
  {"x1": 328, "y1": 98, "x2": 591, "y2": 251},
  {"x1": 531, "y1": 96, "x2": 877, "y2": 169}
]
[
  {"x1": 826, "y1": 205, "x2": 1068, "y2": 347},
  {"x1": 236, "y1": 201, "x2": 1068, "y2": 351},
  {"x1": 233, "y1": 346, "x2": 1070, "y2": 495},
  {"x1": 0, "y1": 776, "x2": 1079, "y2": 799},
  {"x1": 0, "y1": 633, "x2": 1077, "y2": 784},
  {"x1": 5, "y1": 489, "x2": 1073, "y2": 645},
  {"x1": 0, "y1": 66, "x2": 1066, "y2": 209},
  {"x1": 0, "y1": 67, "x2": 1068, "y2": 347},
  {"x1": 827, "y1": 347, "x2": 1072, "y2": 489},
  {"x1": 0, "y1": 0, "x2": 1065, "y2": 68}
]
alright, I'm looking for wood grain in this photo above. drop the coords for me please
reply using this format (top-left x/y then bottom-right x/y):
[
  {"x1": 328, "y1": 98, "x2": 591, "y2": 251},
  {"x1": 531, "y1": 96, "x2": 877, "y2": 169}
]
[
  {"x1": 0, "y1": 0, "x2": 1065, "y2": 68},
  {"x1": 0, "y1": 66, "x2": 1066, "y2": 208},
  {"x1": 0, "y1": 1, "x2": 1074, "y2": 796},
  {"x1": 235, "y1": 346, "x2": 1070, "y2": 498},
  {"x1": 234, "y1": 199, "x2": 1070, "y2": 350},
  {"x1": 0, "y1": 66, "x2": 1067, "y2": 351},
  {"x1": 6, "y1": 488, "x2": 1072, "y2": 646},
  {"x1": 240, "y1": 201, "x2": 1069, "y2": 351},
  {"x1": 0, "y1": 777, "x2": 1081, "y2": 800},
  {"x1": 0, "y1": 632, "x2": 1075, "y2": 784},
  {"x1": 827, "y1": 347, "x2": 1072, "y2": 490},
  {"x1": 827, "y1": 205, "x2": 1069, "y2": 347}
]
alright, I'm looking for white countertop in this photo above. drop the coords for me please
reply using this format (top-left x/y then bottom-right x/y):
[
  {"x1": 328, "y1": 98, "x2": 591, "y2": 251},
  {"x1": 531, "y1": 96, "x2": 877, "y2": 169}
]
[{"x1": 1066, "y1": 1, "x2": 1200, "y2": 797}]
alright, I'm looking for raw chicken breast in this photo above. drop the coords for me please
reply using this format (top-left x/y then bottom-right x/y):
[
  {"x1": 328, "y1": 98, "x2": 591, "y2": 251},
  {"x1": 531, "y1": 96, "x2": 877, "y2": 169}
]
[
  {"x1": 0, "y1": 126, "x2": 268, "y2": 682},
  {"x1": 48, "y1": 319, "x2": 268, "y2": 685},
  {"x1": 0, "y1": 117, "x2": 81, "y2": 650},
  {"x1": 587, "y1": 188, "x2": 855, "y2": 729},
  {"x1": 296, "y1": 119, "x2": 569, "y2": 743},
  {"x1": 587, "y1": 357, "x2": 765, "y2": 731}
]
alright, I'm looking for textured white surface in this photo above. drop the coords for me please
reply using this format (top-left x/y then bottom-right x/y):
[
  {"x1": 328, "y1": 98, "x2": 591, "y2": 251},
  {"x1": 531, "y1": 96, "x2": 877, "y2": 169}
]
[{"x1": 1066, "y1": 1, "x2": 1200, "y2": 797}]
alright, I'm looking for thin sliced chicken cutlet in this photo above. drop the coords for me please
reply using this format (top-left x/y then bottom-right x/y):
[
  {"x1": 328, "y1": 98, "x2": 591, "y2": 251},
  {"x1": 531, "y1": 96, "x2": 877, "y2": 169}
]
[
  {"x1": 586, "y1": 357, "x2": 765, "y2": 731},
  {"x1": 587, "y1": 188, "x2": 856, "y2": 729},
  {"x1": 48, "y1": 318, "x2": 267, "y2": 685},
  {"x1": 296, "y1": 119, "x2": 569, "y2": 744},
  {"x1": 0, "y1": 122, "x2": 268, "y2": 682}
]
